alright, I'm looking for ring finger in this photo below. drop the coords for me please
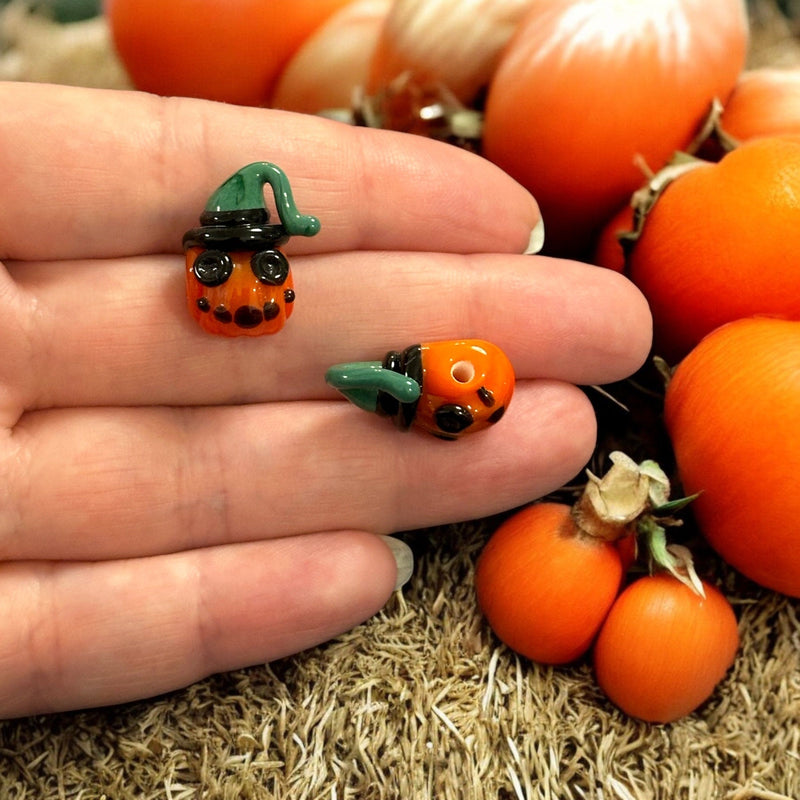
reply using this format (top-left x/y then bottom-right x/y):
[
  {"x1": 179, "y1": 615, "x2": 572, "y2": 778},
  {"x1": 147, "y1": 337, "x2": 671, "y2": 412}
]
[{"x1": 1, "y1": 380, "x2": 594, "y2": 561}]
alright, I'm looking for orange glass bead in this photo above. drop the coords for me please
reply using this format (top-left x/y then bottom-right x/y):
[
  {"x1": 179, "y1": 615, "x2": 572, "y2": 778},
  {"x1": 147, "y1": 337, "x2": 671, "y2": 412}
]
[
  {"x1": 183, "y1": 162, "x2": 318, "y2": 337},
  {"x1": 325, "y1": 339, "x2": 515, "y2": 439}
]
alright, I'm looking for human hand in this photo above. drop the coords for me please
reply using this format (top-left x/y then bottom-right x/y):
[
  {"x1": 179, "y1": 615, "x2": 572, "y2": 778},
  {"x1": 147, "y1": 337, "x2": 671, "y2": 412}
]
[{"x1": 0, "y1": 82, "x2": 650, "y2": 717}]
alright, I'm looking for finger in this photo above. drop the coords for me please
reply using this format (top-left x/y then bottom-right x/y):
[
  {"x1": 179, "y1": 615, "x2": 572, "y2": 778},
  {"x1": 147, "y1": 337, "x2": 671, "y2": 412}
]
[
  {"x1": 0, "y1": 532, "x2": 398, "y2": 717},
  {"x1": 2, "y1": 382, "x2": 594, "y2": 561},
  {"x1": 0, "y1": 82, "x2": 539, "y2": 261},
  {"x1": 5, "y1": 254, "x2": 651, "y2": 415}
]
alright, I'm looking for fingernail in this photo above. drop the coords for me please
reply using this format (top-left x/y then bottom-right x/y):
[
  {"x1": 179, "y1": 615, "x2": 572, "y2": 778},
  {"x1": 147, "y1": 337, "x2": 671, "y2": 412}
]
[
  {"x1": 380, "y1": 535, "x2": 414, "y2": 591},
  {"x1": 524, "y1": 217, "x2": 545, "y2": 255}
]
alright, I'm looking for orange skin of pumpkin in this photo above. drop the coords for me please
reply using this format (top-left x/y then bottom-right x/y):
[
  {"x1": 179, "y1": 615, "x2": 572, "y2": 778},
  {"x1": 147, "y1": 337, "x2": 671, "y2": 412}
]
[
  {"x1": 475, "y1": 503, "x2": 624, "y2": 665},
  {"x1": 664, "y1": 317, "x2": 800, "y2": 598},
  {"x1": 593, "y1": 574, "x2": 739, "y2": 723},
  {"x1": 105, "y1": 0, "x2": 353, "y2": 106},
  {"x1": 721, "y1": 68, "x2": 800, "y2": 142},
  {"x1": 591, "y1": 204, "x2": 633, "y2": 273},
  {"x1": 596, "y1": 71, "x2": 800, "y2": 276}
]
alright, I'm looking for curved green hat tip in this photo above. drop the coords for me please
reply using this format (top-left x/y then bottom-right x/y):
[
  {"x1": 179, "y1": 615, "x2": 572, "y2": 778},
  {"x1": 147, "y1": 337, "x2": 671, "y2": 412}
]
[
  {"x1": 205, "y1": 161, "x2": 320, "y2": 238},
  {"x1": 326, "y1": 362, "x2": 420, "y2": 413}
]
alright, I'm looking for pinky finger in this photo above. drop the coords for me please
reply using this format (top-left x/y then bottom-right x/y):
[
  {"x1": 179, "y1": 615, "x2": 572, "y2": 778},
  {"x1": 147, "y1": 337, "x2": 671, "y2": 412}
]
[{"x1": 0, "y1": 531, "x2": 403, "y2": 718}]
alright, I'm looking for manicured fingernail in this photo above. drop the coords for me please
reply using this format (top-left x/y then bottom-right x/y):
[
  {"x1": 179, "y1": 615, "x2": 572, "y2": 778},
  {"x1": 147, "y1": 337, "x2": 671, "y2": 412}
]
[
  {"x1": 380, "y1": 535, "x2": 414, "y2": 590},
  {"x1": 524, "y1": 217, "x2": 545, "y2": 255}
]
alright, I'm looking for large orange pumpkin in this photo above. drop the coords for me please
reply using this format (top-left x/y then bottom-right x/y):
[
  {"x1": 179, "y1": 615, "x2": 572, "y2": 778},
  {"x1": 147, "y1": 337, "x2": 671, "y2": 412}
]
[
  {"x1": 105, "y1": 0, "x2": 352, "y2": 106},
  {"x1": 482, "y1": 0, "x2": 748, "y2": 257},
  {"x1": 664, "y1": 317, "x2": 800, "y2": 597},
  {"x1": 626, "y1": 136, "x2": 800, "y2": 363}
]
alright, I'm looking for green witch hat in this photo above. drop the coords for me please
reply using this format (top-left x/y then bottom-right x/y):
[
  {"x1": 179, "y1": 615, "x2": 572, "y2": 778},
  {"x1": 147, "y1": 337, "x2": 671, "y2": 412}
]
[
  {"x1": 325, "y1": 361, "x2": 421, "y2": 413},
  {"x1": 326, "y1": 345, "x2": 426, "y2": 431},
  {"x1": 183, "y1": 162, "x2": 320, "y2": 251}
]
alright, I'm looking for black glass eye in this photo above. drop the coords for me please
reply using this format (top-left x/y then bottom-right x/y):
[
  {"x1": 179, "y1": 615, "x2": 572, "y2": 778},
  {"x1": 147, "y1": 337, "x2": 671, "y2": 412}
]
[
  {"x1": 434, "y1": 404, "x2": 474, "y2": 434},
  {"x1": 193, "y1": 250, "x2": 233, "y2": 287},
  {"x1": 251, "y1": 250, "x2": 290, "y2": 286}
]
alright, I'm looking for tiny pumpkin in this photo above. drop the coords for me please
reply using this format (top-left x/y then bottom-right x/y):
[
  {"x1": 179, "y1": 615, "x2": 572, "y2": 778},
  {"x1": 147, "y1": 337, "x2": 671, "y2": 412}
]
[
  {"x1": 721, "y1": 68, "x2": 800, "y2": 142},
  {"x1": 594, "y1": 573, "x2": 739, "y2": 723},
  {"x1": 475, "y1": 502, "x2": 624, "y2": 664}
]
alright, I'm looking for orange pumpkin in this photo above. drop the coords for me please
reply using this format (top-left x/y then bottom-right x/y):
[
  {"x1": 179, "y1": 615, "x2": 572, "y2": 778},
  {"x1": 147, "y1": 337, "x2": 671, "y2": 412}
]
[
  {"x1": 594, "y1": 573, "x2": 739, "y2": 723},
  {"x1": 591, "y1": 204, "x2": 633, "y2": 273},
  {"x1": 626, "y1": 136, "x2": 800, "y2": 363},
  {"x1": 475, "y1": 503, "x2": 624, "y2": 664},
  {"x1": 482, "y1": 0, "x2": 748, "y2": 257},
  {"x1": 105, "y1": 0, "x2": 352, "y2": 106},
  {"x1": 664, "y1": 317, "x2": 800, "y2": 597},
  {"x1": 721, "y1": 68, "x2": 800, "y2": 142}
]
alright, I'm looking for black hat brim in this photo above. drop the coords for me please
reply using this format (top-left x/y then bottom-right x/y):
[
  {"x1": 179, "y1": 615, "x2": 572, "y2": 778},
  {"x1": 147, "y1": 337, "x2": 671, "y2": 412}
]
[{"x1": 183, "y1": 225, "x2": 289, "y2": 251}]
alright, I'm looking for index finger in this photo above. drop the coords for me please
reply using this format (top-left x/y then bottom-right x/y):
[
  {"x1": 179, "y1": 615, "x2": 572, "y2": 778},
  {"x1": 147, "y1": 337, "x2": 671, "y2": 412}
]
[{"x1": 0, "y1": 82, "x2": 541, "y2": 261}]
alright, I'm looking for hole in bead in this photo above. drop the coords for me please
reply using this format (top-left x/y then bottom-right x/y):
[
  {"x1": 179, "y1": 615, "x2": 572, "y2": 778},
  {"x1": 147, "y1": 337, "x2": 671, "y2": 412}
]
[{"x1": 451, "y1": 360, "x2": 475, "y2": 384}]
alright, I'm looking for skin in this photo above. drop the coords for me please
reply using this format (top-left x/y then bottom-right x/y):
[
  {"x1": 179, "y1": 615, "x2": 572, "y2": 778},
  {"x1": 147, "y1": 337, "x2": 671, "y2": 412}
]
[{"x1": 0, "y1": 82, "x2": 652, "y2": 717}]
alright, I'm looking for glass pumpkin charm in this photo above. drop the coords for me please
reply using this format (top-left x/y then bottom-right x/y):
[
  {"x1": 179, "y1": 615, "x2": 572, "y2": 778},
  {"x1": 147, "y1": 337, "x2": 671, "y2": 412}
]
[
  {"x1": 183, "y1": 162, "x2": 320, "y2": 336},
  {"x1": 326, "y1": 339, "x2": 515, "y2": 439}
]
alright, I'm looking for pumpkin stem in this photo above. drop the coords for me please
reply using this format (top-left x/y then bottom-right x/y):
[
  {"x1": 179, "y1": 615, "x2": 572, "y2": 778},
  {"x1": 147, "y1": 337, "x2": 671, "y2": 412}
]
[
  {"x1": 685, "y1": 97, "x2": 741, "y2": 157},
  {"x1": 572, "y1": 451, "x2": 670, "y2": 542},
  {"x1": 618, "y1": 154, "x2": 707, "y2": 256},
  {"x1": 639, "y1": 519, "x2": 706, "y2": 598},
  {"x1": 572, "y1": 452, "x2": 703, "y2": 590}
]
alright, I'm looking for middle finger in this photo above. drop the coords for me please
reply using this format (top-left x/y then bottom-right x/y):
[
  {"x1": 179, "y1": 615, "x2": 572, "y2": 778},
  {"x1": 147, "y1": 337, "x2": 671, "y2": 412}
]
[{"x1": 7, "y1": 253, "x2": 651, "y2": 413}]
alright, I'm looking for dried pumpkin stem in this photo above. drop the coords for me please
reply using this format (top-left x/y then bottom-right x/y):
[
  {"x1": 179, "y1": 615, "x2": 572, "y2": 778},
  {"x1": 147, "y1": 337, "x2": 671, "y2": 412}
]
[
  {"x1": 618, "y1": 153, "x2": 707, "y2": 253},
  {"x1": 685, "y1": 97, "x2": 741, "y2": 156},
  {"x1": 571, "y1": 451, "x2": 670, "y2": 542},
  {"x1": 639, "y1": 518, "x2": 705, "y2": 598},
  {"x1": 572, "y1": 491, "x2": 636, "y2": 542}
]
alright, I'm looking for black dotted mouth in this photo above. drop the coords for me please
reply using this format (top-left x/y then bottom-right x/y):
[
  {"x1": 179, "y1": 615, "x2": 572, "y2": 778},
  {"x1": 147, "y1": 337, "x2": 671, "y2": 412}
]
[
  {"x1": 198, "y1": 300, "x2": 286, "y2": 329},
  {"x1": 234, "y1": 305, "x2": 264, "y2": 328}
]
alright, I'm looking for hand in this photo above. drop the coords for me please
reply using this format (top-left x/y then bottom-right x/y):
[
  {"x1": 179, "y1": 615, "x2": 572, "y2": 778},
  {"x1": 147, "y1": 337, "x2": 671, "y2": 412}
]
[{"x1": 0, "y1": 82, "x2": 651, "y2": 717}]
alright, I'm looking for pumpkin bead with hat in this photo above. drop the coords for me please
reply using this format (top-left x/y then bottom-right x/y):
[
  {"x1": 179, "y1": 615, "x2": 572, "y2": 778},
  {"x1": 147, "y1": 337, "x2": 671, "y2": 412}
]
[{"x1": 183, "y1": 161, "x2": 320, "y2": 337}]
